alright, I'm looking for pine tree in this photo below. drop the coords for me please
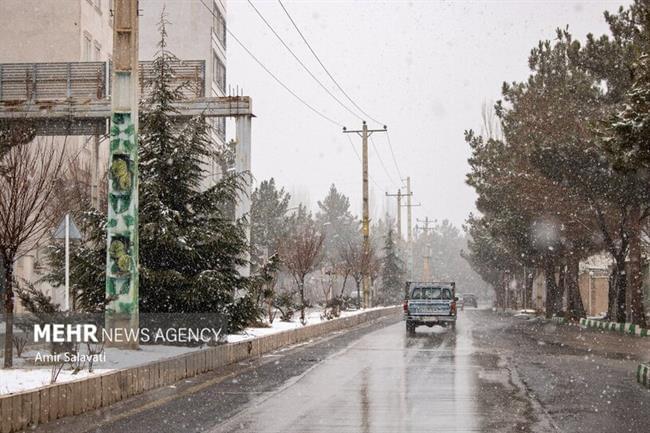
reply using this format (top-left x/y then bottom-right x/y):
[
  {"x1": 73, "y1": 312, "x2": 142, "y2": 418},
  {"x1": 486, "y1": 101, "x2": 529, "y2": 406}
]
[
  {"x1": 250, "y1": 178, "x2": 291, "y2": 272},
  {"x1": 379, "y1": 228, "x2": 405, "y2": 304},
  {"x1": 138, "y1": 16, "x2": 250, "y2": 322},
  {"x1": 316, "y1": 184, "x2": 357, "y2": 261}
]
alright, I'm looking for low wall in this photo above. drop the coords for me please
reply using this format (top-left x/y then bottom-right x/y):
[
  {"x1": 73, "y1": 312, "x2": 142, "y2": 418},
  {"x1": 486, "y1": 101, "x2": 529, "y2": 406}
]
[
  {"x1": 0, "y1": 306, "x2": 400, "y2": 433},
  {"x1": 579, "y1": 318, "x2": 650, "y2": 337}
]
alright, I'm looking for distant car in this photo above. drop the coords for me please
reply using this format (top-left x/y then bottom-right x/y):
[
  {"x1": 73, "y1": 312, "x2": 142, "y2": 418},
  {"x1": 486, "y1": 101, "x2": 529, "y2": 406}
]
[{"x1": 463, "y1": 294, "x2": 478, "y2": 308}]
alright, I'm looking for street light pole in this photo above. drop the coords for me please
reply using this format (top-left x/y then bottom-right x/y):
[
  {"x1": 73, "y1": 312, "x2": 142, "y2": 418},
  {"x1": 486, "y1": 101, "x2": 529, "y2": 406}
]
[{"x1": 65, "y1": 213, "x2": 69, "y2": 311}]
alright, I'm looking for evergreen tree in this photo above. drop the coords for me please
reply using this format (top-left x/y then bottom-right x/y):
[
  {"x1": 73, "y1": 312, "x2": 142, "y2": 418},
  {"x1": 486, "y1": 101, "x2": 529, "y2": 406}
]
[
  {"x1": 250, "y1": 178, "x2": 291, "y2": 272},
  {"x1": 316, "y1": 184, "x2": 357, "y2": 261},
  {"x1": 378, "y1": 228, "x2": 405, "y2": 304},
  {"x1": 138, "y1": 17, "x2": 249, "y2": 321}
]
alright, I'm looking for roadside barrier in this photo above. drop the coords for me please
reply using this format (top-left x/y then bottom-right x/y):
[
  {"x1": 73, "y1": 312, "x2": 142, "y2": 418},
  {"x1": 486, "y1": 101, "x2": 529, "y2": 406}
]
[
  {"x1": 579, "y1": 318, "x2": 649, "y2": 337},
  {"x1": 0, "y1": 306, "x2": 400, "y2": 433}
]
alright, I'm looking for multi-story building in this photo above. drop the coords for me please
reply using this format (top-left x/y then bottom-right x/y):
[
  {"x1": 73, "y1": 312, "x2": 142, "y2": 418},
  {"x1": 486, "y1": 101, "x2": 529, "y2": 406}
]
[
  {"x1": 0, "y1": 0, "x2": 231, "y2": 308},
  {"x1": 139, "y1": 0, "x2": 229, "y2": 183},
  {"x1": 0, "y1": 0, "x2": 114, "y2": 309}
]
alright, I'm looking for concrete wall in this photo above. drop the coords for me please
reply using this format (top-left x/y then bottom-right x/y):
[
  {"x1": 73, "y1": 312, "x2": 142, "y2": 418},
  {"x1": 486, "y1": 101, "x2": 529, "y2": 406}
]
[
  {"x1": 0, "y1": 0, "x2": 113, "y2": 63},
  {"x1": 0, "y1": 0, "x2": 81, "y2": 62},
  {"x1": 0, "y1": 307, "x2": 400, "y2": 433},
  {"x1": 578, "y1": 272, "x2": 609, "y2": 316}
]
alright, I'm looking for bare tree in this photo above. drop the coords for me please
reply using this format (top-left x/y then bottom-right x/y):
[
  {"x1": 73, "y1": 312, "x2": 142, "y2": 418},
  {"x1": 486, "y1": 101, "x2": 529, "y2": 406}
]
[
  {"x1": 339, "y1": 236, "x2": 376, "y2": 308},
  {"x1": 281, "y1": 207, "x2": 324, "y2": 325},
  {"x1": 1, "y1": 136, "x2": 66, "y2": 368}
]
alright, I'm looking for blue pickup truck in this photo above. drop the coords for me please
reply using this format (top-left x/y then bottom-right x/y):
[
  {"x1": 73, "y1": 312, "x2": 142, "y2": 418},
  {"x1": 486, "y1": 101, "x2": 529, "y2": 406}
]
[{"x1": 404, "y1": 281, "x2": 458, "y2": 334}]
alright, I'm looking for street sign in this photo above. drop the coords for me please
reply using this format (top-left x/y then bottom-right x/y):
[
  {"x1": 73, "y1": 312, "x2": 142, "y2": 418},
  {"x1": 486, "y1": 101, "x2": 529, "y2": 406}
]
[{"x1": 54, "y1": 216, "x2": 81, "y2": 240}]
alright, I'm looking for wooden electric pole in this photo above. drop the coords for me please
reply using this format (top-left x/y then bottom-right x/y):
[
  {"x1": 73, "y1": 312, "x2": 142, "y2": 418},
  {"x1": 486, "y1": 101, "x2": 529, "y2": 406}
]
[
  {"x1": 343, "y1": 121, "x2": 387, "y2": 308},
  {"x1": 402, "y1": 178, "x2": 419, "y2": 280},
  {"x1": 386, "y1": 189, "x2": 410, "y2": 240},
  {"x1": 417, "y1": 217, "x2": 435, "y2": 280}
]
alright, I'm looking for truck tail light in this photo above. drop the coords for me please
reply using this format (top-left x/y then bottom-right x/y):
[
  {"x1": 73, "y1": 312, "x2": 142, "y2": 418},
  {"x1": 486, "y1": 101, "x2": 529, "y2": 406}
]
[
  {"x1": 403, "y1": 302, "x2": 408, "y2": 312},
  {"x1": 450, "y1": 301, "x2": 457, "y2": 315}
]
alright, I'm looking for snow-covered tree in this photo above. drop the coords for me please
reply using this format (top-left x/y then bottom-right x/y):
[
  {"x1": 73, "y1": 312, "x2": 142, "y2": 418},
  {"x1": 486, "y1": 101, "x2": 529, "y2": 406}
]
[
  {"x1": 250, "y1": 178, "x2": 291, "y2": 272},
  {"x1": 137, "y1": 17, "x2": 250, "y2": 324},
  {"x1": 378, "y1": 228, "x2": 404, "y2": 304}
]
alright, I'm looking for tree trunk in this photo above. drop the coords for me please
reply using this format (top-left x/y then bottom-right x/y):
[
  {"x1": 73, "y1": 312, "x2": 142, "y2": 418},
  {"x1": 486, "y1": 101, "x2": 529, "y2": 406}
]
[
  {"x1": 557, "y1": 263, "x2": 566, "y2": 314},
  {"x1": 3, "y1": 259, "x2": 14, "y2": 368},
  {"x1": 566, "y1": 255, "x2": 586, "y2": 320},
  {"x1": 494, "y1": 273, "x2": 505, "y2": 310},
  {"x1": 544, "y1": 259, "x2": 559, "y2": 318},
  {"x1": 355, "y1": 279, "x2": 361, "y2": 308},
  {"x1": 628, "y1": 204, "x2": 647, "y2": 327},
  {"x1": 339, "y1": 272, "x2": 349, "y2": 297},
  {"x1": 299, "y1": 278, "x2": 306, "y2": 325},
  {"x1": 607, "y1": 266, "x2": 617, "y2": 320},
  {"x1": 614, "y1": 257, "x2": 628, "y2": 323},
  {"x1": 525, "y1": 269, "x2": 534, "y2": 310}
]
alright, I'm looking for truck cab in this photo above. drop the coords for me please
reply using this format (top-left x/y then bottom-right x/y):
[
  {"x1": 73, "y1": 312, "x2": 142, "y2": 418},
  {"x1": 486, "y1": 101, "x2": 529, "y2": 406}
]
[{"x1": 404, "y1": 281, "x2": 457, "y2": 334}]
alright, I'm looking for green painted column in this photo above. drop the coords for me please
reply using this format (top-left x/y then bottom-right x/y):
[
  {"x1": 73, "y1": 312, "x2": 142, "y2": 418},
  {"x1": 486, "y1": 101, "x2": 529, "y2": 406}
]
[
  {"x1": 106, "y1": 0, "x2": 139, "y2": 348},
  {"x1": 106, "y1": 112, "x2": 138, "y2": 323}
]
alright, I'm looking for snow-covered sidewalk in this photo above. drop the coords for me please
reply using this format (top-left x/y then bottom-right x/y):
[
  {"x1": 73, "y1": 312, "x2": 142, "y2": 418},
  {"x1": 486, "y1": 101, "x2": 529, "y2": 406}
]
[{"x1": 0, "y1": 307, "x2": 386, "y2": 396}]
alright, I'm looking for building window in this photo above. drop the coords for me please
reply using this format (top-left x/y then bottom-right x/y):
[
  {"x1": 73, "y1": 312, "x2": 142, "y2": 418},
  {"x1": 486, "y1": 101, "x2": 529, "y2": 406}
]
[
  {"x1": 212, "y1": 2, "x2": 226, "y2": 48},
  {"x1": 214, "y1": 117, "x2": 226, "y2": 141},
  {"x1": 212, "y1": 51, "x2": 226, "y2": 92},
  {"x1": 83, "y1": 32, "x2": 92, "y2": 61},
  {"x1": 94, "y1": 41, "x2": 102, "y2": 61}
]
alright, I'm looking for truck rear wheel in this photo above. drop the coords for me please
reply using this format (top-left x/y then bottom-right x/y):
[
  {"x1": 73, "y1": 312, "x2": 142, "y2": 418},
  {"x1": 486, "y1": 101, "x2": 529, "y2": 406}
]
[{"x1": 406, "y1": 321, "x2": 415, "y2": 335}]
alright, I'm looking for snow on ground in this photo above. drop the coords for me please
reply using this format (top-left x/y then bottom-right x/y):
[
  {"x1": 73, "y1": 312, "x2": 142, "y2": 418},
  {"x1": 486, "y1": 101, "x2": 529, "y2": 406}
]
[
  {"x1": 226, "y1": 307, "x2": 380, "y2": 343},
  {"x1": 0, "y1": 345, "x2": 200, "y2": 396},
  {"x1": 0, "y1": 306, "x2": 391, "y2": 396}
]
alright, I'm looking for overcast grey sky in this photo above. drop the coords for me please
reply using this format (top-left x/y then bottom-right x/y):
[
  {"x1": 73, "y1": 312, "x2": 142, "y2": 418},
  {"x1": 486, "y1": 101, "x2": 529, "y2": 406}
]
[{"x1": 225, "y1": 0, "x2": 623, "y2": 229}]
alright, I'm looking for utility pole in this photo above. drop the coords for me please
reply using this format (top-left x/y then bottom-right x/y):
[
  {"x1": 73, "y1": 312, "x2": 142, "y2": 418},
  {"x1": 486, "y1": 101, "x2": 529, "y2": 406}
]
[
  {"x1": 417, "y1": 217, "x2": 434, "y2": 234},
  {"x1": 106, "y1": 0, "x2": 139, "y2": 348},
  {"x1": 417, "y1": 217, "x2": 435, "y2": 281},
  {"x1": 343, "y1": 121, "x2": 387, "y2": 308},
  {"x1": 401, "y1": 180, "x2": 420, "y2": 280},
  {"x1": 404, "y1": 177, "x2": 413, "y2": 243},
  {"x1": 386, "y1": 189, "x2": 409, "y2": 240}
]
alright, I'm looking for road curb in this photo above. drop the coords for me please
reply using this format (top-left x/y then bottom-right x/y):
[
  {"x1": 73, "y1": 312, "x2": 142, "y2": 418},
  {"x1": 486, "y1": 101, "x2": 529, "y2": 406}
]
[
  {"x1": 579, "y1": 318, "x2": 649, "y2": 337},
  {"x1": 637, "y1": 363, "x2": 650, "y2": 388}
]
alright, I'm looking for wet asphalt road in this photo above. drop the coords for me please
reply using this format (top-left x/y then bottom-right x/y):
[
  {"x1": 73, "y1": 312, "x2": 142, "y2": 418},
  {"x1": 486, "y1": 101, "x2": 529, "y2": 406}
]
[{"x1": 35, "y1": 309, "x2": 650, "y2": 433}]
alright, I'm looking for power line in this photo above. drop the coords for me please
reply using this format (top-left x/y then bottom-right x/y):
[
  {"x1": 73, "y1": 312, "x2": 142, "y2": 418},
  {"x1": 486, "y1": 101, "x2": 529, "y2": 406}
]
[
  {"x1": 246, "y1": 0, "x2": 365, "y2": 123},
  {"x1": 369, "y1": 135, "x2": 398, "y2": 188},
  {"x1": 277, "y1": 0, "x2": 385, "y2": 127},
  {"x1": 385, "y1": 131, "x2": 405, "y2": 183},
  {"x1": 248, "y1": 0, "x2": 402, "y2": 193},
  {"x1": 199, "y1": 0, "x2": 344, "y2": 128}
]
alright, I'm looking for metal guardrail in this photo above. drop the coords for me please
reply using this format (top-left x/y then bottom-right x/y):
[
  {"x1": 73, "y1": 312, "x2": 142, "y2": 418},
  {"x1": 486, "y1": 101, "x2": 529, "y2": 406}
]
[{"x1": 0, "y1": 60, "x2": 206, "y2": 102}]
